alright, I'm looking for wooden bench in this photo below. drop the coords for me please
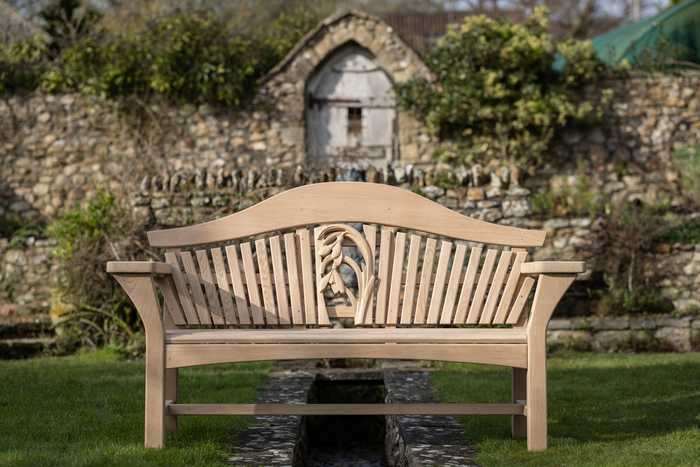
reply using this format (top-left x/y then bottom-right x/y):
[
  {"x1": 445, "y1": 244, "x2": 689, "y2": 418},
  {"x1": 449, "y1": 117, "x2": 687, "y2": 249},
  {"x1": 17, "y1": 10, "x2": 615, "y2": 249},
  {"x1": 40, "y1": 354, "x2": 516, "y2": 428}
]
[{"x1": 107, "y1": 182, "x2": 583, "y2": 451}]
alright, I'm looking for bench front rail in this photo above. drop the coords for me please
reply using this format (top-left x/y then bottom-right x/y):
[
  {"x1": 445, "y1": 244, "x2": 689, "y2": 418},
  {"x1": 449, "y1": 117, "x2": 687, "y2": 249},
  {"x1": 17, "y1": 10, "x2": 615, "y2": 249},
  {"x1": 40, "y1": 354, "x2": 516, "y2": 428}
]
[{"x1": 107, "y1": 182, "x2": 583, "y2": 451}]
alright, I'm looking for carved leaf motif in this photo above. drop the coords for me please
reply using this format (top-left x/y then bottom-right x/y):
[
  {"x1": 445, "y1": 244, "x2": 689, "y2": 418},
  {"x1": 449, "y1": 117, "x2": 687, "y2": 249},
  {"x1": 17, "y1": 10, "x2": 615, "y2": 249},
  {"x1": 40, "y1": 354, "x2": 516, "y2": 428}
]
[{"x1": 316, "y1": 224, "x2": 376, "y2": 324}]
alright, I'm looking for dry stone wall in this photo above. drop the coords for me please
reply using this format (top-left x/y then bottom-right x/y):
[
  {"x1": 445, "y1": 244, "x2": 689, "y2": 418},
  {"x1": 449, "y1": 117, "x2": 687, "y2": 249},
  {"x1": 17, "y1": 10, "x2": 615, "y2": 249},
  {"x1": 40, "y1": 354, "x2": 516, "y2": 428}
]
[{"x1": 1, "y1": 63, "x2": 699, "y2": 327}]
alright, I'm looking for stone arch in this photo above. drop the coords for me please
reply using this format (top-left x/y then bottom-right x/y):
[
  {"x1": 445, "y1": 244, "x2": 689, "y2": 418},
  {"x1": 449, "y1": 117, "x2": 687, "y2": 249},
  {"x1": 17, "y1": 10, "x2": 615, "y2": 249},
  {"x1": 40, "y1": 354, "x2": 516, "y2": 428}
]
[
  {"x1": 306, "y1": 41, "x2": 397, "y2": 164},
  {"x1": 258, "y1": 10, "x2": 432, "y2": 165}
]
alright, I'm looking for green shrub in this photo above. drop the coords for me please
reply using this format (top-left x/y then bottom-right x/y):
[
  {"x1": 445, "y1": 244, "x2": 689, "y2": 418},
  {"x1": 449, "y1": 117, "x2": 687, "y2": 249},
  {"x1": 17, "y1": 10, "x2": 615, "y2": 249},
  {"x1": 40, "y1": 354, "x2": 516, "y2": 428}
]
[
  {"x1": 595, "y1": 200, "x2": 674, "y2": 316},
  {"x1": 0, "y1": 37, "x2": 51, "y2": 95},
  {"x1": 673, "y1": 145, "x2": 700, "y2": 206},
  {"x1": 596, "y1": 287, "x2": 674, "y2": 317},
  {"x1": 532, "y1": 165, "x2": 600, "y2": 218},
  {"x1": 659, "y1": 218, "x2": 700, "y2": 245},
  {"x1": 396, "y1": 6, "x2": 608, "y2": 167},
  {"x1": 48, "y1": 192, "x2": 150, "y2": 354}
]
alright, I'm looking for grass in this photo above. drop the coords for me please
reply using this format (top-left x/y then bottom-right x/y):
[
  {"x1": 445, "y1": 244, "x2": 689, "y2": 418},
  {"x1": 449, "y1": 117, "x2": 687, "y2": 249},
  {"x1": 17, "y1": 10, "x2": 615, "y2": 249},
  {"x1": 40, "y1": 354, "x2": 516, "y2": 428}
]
[
  {"x1": 432, "y1": 352, "x2": 700, "y2": 466},
  {"x1": 0, "y1": 348, "x2": 271, "y2": 467}
]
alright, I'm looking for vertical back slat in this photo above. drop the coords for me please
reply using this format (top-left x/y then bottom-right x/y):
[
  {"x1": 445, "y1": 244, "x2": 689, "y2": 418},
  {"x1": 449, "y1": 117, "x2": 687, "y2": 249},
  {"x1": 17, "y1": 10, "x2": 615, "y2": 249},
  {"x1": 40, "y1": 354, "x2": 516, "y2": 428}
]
[
  {"x1": 224, "y1": 244, "x2": 251, "y2": 325},
  {"x1": 506, "y1": 276, "x2": 536, "y2": 325},
  {"x1": 426, "y1": 240, "x2": 453, "y2": 324},
  {"x1": 313, "y1": 227, "x2": 330, "y2": 326},
  {"x1": 374, "y1": 227, "x2": 394, "y2": 325},
  {"x1": 156, "y1": 275, "x2": 187, "y2": 326},
  {"x1": 479, "y1": 250, "x2": 514, "y2": 324},
  {"x1": 240, "y1": 242, "x2": 265, "y2": 325},
  {"x1": 386, "y1": 231, "x2": 406, "y2": 326},
  {"x1": 255, "y1": 239, "x2": 278, "y2": 326},
  {"x1": 439, "y1": 243, "x2": 467, "y2": 324},
  {"x1": 362, "y1": 224, "x2": 377, "y2": 325},
  {"x1": 452, "y1": 246, "x2": 483, "y2": 324},
  {"x1": 492, "y1": 251, "x2": 528, "y2": 324},
  {"x1": 466, "y1": 249, "x2": 498, "y2": 324},
  {"x1": 164, "y1": 252, "x2": 199, "y2": 324},
  {"x1": 283, "y1": 232, "x2": 304, "y2": 326},
  {"x1": 297, "y1": 228, "x2": 317, "y2": 325},
  {"x1": 211, "y1": 247, "x2": 237, "y2": 325},
  {"x1": 400, "y1": 234, "x2": 422, "y2": 325},
  {"x1": 269, "y1": 235, "x2": 291, "y2": 325},
  {"x1": 179, "y1": 251, "x2": 213, "y2": 325},
  {"x1": 414, "y1": 237, "x2": 438, "y2": 325},
  {"x1": 195, "y1": 250, "x2": 224, "y2": 325}
]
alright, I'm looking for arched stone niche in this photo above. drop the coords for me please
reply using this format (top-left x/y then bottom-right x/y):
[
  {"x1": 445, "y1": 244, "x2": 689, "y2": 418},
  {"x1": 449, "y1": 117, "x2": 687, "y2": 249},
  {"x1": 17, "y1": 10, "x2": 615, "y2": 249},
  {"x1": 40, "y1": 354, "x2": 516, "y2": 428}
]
[
  {"x1": 258, "y1": 10, "x2": 434, "y2": 166},
  {"x1": 306, "y1": 43, "x2": 396, "y2": 165}
]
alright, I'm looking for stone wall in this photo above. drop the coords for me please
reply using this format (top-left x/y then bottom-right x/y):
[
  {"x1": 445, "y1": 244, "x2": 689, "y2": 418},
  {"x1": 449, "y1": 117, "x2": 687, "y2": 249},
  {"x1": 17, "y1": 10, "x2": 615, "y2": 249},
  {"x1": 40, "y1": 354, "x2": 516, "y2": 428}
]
[
  {"x1": 548, "y1": 314, "x2": 700, "y2": 353},
  {"x1": 1, "y1": 66, "x2": 699, "y2": 319}
]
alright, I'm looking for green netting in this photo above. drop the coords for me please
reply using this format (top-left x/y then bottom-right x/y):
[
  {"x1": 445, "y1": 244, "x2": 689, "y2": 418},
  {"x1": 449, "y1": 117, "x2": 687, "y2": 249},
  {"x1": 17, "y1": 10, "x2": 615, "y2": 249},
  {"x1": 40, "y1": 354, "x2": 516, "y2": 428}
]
[{"x1": 555, "y1": 0, "x2": 700, "y2": 70}]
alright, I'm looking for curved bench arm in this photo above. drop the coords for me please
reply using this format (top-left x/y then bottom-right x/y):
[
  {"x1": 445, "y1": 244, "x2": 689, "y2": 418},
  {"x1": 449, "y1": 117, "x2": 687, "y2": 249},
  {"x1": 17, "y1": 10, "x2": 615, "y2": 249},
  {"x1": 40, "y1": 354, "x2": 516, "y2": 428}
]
[
  {"x1": 107, "y1": 262, "x2": 169, "y2": 335},
  {"x1": 520, "y1": 261, "x2": 585, "y2": 275},
  {"x1": 107, "y1": 261, "x2": 173, "y2": 275}
]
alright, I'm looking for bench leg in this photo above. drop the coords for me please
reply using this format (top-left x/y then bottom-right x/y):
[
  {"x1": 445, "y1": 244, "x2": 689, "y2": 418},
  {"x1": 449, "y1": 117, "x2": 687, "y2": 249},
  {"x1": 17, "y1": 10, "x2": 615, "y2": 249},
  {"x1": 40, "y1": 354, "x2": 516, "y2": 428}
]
[
  {"x1": 526, "y1": 343, "x2": 547, "y2": 451},
  {"x1": 144, "y1": 342, "x2": 166, "y2": 448},
  {"x1": 165, "y1": 368, "x2": 178, "y2": 433},
  {"x1": 512, "y1": 367, "x2": 527, "y2": 440}
]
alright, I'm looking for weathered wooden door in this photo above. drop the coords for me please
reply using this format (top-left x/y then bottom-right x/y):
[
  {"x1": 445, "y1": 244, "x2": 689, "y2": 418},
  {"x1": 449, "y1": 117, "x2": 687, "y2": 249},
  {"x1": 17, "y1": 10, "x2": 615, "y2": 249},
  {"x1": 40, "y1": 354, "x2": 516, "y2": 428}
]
[{"x1": 307, "y1": 45, "x2": 396, "y2": 165}]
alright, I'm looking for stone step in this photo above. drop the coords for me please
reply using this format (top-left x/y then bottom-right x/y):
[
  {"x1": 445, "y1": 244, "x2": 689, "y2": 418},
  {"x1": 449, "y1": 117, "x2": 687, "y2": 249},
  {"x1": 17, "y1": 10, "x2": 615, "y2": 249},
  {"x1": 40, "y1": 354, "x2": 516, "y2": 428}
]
[{"x1": 0, "y1": 336, "x2": 54, "y2": 359}]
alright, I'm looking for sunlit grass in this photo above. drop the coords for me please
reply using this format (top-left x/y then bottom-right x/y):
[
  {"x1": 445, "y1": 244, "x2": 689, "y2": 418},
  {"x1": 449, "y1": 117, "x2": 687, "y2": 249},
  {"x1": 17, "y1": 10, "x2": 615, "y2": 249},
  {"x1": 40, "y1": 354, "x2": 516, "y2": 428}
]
[
  {"x1": 432, "y1": 352, "x2": 700, "y2": 466},
  {"x1": 0, "y1": 348, "x2": 271, "y2": 467}
]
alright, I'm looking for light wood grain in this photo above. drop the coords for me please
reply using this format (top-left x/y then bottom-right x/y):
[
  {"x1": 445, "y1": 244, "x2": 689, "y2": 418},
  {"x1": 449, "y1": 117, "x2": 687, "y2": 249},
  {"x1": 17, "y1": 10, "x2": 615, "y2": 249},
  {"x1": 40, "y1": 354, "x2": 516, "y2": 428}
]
[
  {"x1": 479, "y1": 250, "x2": 513, "y2": 325},
  {"x1": 493, "y1": 251, "x2": 528, "y2": 324},
  {"x1": 179, "y1": 251, "x2": 212, "y2": 326},
  {"x1": 168, "y1": 402, "x2": 525, "y2": 416},
  {"x1": 439, "y1": 243, "x2": 466, "y2": 324},
  {"x1": 414, "y1": 237, "x2": 437, "y2": 324},
  {"x1": 224, "y1": 245, "x2": 251, "y2": 325},
  {"x1": 427, "y1": 240, "x2": 453, "y2": 324},
  {"x1": 400, "y1": 234, "x2": 421, "y2": 325},
  {"x1": 165, "y1": 327, "x2": 527, "y2": 344},
  {"x1": 375, "y1": 227, "x2": 394, "y2": 325},
  {"x1": 386, "y1": 231, "x2": 406, "y2": 326},
  {"x1": 466, "y1": 249, "x2": 498, "y2": 324},
  {"x1": 211, "y1": 247, "x2": 237, "y2": 325},
  {"x1": 240, "y1": 242, "x2": 265, "y2": 325},
  {"x1": 154, "y1": 276, "x2": 186, "y2": 326},
  {"x1": 166, "y1": 343, "x2": 529, "y2": 369},
  {"x1": 453, "y1": 246, "x2": 482, "y2": 324},
  {"x1": 255, "y1": 239, "x2": 278, "y2": 325},
  {"x1": 297, "y1": 228, "x2": 318, "y2": 325},
  {"x1": 283, "y1": 232, "x2": 304, "y2": 326},
  {"x1": 269, "y1": 236, "x2": 291, "y2": 325},
  {"x1": 164, "y1": 253, "x2": 199, "y2": 325},
  {"x1": 195, "y1": 250, "x2": 224, "y2": 325},
  {"x1": 362, "y1": 224, "x2": 378, "y2": 325},
  {"x1": 147, "y1": 182, "x2": 547, "y2": 248},
  {"x1": 506, "y1": 276, "x2": 536, "y2": 325}
]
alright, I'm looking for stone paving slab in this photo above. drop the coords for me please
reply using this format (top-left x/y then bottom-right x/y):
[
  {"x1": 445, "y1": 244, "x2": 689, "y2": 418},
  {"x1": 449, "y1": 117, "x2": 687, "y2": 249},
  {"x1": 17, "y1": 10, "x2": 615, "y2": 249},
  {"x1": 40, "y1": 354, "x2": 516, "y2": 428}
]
[{"x1": 228, "y1": 368, "x2": 477, "y2": 466}]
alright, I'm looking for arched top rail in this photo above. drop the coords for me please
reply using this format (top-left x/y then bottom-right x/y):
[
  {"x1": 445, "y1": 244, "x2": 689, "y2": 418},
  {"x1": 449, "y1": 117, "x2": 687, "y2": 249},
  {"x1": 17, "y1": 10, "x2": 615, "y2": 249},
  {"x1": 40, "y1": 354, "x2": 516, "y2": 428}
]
[{"x1": 147, "y1": 182, "x2": 547, "y2": 248}]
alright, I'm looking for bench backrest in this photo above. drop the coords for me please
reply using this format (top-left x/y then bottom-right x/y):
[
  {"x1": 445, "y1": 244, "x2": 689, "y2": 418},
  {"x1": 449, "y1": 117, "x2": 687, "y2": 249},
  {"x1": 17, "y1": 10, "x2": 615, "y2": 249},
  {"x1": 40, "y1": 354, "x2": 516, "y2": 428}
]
[{"x1": 148, "y1": 182, "x2": 546, "y2": 328}]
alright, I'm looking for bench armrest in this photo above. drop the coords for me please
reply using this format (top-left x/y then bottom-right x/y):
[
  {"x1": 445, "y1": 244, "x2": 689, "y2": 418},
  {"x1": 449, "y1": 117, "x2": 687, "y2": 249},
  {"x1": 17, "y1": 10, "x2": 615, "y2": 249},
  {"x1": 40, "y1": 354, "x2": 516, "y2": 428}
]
[
  {"x1": 520, "y1": 261, "x2": 585, "y2": 275},
  {"x1": 106, "y1": 261, "x2": 173, "y2": 275}
]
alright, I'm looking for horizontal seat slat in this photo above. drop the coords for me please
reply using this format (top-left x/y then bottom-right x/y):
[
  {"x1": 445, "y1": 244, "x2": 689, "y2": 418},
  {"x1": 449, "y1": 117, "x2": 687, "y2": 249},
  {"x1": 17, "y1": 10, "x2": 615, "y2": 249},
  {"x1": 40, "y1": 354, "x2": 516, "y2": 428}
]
[
  {"x1": 165, "y1": 327, "x2": 527, "y2": 344},
  {"x1": 167, "y1": 402, "x2": 525, "y2": 416}
]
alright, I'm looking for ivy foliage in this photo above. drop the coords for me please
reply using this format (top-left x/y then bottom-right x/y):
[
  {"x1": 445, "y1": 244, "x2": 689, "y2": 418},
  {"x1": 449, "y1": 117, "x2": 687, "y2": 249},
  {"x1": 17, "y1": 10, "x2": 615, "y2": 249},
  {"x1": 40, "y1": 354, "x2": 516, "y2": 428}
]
[
  {"x1": 2, "y1": 6, "x2": 322, "y2": 106},
  {"x1": 396, "y1": 6, "x2": 609, "y2": 167}
]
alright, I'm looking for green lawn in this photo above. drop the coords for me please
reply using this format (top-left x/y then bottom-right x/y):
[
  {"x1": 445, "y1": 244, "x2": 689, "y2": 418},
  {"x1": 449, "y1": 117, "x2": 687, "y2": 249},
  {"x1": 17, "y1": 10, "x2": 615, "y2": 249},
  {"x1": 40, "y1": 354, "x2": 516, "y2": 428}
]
[
  {"x1": 2, "y1": 351, "x2": 699, "y2": 466},
  {"x1": 0, "y1": 349, "x2": 271, "y2": 467},
  {"x1": 432, "y1": 352, "x2": 700, "y2": 467}
]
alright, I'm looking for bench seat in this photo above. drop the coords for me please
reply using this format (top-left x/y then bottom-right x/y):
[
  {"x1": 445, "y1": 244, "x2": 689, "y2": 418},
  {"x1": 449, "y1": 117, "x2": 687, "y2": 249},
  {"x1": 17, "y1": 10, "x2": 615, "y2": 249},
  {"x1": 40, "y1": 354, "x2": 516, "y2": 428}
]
[
  {"x1": 109, "y1": 182, "x2": 583, "y2": 451},
  {"x1": 165, "y1": 327, "x2": 527, "y2": 344}
]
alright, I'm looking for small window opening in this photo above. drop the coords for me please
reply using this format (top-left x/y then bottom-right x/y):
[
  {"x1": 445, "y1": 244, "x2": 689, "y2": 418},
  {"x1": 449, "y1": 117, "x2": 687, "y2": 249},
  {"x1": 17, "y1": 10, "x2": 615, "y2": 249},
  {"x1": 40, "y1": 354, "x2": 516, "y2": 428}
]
[{"x1": 347, "y1": 107, "x2": 362, "y2": 143}]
